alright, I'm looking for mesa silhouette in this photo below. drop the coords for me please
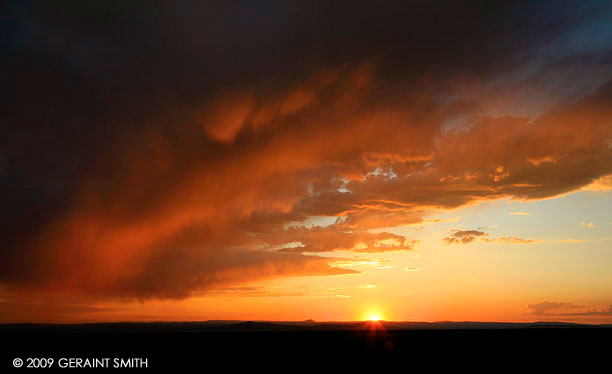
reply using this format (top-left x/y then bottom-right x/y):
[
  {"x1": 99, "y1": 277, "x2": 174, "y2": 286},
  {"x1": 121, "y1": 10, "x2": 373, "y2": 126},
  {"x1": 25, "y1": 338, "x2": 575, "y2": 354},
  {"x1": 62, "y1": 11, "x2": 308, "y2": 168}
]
[{"x1": 2, "y1": 321, "x2": 610, "y2": 372}]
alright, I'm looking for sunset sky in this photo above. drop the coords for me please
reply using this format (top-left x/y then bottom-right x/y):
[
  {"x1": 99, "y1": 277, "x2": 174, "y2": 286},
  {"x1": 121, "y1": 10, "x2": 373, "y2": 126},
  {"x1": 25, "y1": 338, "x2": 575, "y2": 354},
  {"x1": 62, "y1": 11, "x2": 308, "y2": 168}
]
[{"x1": 2, "y1": 1, "x2": 612, "y2": 324}]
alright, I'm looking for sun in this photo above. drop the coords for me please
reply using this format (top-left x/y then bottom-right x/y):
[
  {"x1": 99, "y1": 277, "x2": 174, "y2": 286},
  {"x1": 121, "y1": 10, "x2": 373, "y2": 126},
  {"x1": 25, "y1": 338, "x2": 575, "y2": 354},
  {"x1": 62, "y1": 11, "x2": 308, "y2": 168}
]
[{"x1": 368, "y1": 314, "x2": 381, "y2": 321}]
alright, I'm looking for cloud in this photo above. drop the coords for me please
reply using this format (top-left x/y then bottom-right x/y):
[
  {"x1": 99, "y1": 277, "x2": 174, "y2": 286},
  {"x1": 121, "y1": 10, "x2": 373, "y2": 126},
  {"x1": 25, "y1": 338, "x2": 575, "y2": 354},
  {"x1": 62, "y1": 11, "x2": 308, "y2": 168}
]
[
  {"x1": 509, "y1": 212, "x2": 529, "y2": 216},
  {"x1": 358, "y1": 284, "x2": 376, "y2": 289},
  {"x1": 581, "y1": 222, "x2": 596, "y2": 227},
  {"x1": 209, "y1": 286, "x2": 311, "y2": 298},
  {"x1": 525, "y1": 301, "x2": 582, "y2": 315},
  {"x1": 556, "y1": 239, "x2": 587, "y2": 243},
  {"x1": 331, "y1": 258, "x2": 392, "y2": 268},
  {"x1": 404, "y1": 267, "x2": 421, "y2": 272},
  {"x1": 527, "y1": 156, "x2": 556, "y2": 166},
  {"x1": 421, "y1": 216, "x2": 461, "y2": 225},
  {"x1": 582, "y1": 174, "x2": 612, "y2": 191},
  {"x1": 558, "y1": 305, "x2": 612, "y2": 317},
  {"x1": 445, "y1": 229, "x2": 537, "y2": 245},
  {"x1": 526, "y1": 302, "x2": 612, "y2": 317},
  {"x1": 2, "y1": 1, "x2": 612, "y2": 306},
  {"x1": 497, "y1": 236, "x2": 539, "y2": 244},
  {"x1": 196, "y1": 89, "x2": 255, "y2": 143},
  {"x1": 100, "y1": 248, "x2": 361, "y2": 299},
  {"x1": 267, "y1": 225, "x2": 418, "y2": 253},
  {"x1": 444, "y1": 230, "x2": 488, "y2": 244}
]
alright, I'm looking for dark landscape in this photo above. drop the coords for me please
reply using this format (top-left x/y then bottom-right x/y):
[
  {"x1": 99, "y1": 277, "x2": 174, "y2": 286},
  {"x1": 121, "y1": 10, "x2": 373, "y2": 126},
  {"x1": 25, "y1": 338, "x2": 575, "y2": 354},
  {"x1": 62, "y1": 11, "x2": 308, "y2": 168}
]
[{"x1": 3, "y1": 321, "x2": 610, "y2": 371}]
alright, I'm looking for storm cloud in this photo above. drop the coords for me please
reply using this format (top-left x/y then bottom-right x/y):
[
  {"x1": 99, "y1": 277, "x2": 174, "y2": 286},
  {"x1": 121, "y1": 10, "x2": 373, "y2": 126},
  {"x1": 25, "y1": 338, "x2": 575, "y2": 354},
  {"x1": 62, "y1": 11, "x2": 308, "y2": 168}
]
[{"x1": 2, "y1": 1, "x2": 612, "y2": 301}]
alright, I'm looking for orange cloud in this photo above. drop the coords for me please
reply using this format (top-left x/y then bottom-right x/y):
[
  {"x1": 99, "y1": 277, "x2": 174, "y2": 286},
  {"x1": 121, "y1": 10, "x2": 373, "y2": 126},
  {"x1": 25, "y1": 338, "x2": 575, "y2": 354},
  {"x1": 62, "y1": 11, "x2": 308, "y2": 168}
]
[
  {"x1": 527, "y1": 156, "x2": 556, "y2": 166},
  {"x1": 555, "y1": 239, "x2": 586, "y2": 243},
  {"x1": 4, "y1": 1, "x2": 612, "y2": 326},
  {"x1": 3, "y1": 50, "x2": 612, "y2": 305},
  {"x1": 4, "y1": 76, "x2": 611, "y2": 302},
  {"x1": 264, "y1": 226, "x2": 417, "y2": 253},
  {"x1": 582, "y1": 174, "x2": 612, "y2": 191},
  {"x1": 196, "y1": 89, "x2": 255, "y2": 142},
  {"x1": 497, "y1": 236, "x2": 539, "y2": 244}
]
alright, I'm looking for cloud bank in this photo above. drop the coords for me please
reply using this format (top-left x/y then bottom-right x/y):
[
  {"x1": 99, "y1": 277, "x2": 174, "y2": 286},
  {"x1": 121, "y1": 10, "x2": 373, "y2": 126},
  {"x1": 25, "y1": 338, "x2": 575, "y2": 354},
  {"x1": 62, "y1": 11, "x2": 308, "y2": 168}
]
[{"x1": 2, "y1": 1, "x2": 612, "y2": 301}]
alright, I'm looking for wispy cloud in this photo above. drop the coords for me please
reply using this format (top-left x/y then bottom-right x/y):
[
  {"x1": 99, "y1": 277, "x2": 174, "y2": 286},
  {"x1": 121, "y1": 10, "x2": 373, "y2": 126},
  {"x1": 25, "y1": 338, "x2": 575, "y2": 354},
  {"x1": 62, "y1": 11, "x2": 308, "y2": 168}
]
[
  {"x1": 526, "y1": 301, "x2": 612, "y2": 317},
  {"x1": 404, "y1": 267, "x2": 421, "y2": 272},
  {"x1": 498, "y1": 236, "x2": 539, "y2": 244},
  {"x1": 444, "y1": 229, "x2": 537, "y2": 245},
  {"x1": 421, "y1": 216, "x2": 461, "y2": 225},
  {"x1": 525, "y1": 301, "x2": 582, "y2": 315},
  {"x1": 509, "y1": 212, "x2": 529, "y2": 216},
  {"x1": 357, "y1": 284, "x2": 376, "y2": 289},
  {"x1": 527, "y1": 156, "x2": 555, "y2": 166},
  {"x1": 332, "y1": 258, "x2": 392, "y2": 267}
]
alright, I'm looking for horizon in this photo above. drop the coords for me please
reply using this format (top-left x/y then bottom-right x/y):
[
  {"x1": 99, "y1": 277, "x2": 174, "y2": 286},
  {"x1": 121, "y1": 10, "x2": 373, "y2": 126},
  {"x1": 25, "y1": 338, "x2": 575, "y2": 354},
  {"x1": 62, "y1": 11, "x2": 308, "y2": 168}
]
[
  {"x1": 2, "y1": 318, "x2": 612, "y2": 327},
  {"x1": 4, "y1": 319, "x2": 611, "y2": 330}
]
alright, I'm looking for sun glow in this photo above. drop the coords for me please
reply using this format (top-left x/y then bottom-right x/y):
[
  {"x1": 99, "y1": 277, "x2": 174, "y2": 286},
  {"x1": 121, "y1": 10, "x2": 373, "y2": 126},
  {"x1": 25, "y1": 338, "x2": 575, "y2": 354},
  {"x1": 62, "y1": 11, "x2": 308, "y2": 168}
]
[{"x1": 368, "y1": 314, "x2": 381, "y2": 321}]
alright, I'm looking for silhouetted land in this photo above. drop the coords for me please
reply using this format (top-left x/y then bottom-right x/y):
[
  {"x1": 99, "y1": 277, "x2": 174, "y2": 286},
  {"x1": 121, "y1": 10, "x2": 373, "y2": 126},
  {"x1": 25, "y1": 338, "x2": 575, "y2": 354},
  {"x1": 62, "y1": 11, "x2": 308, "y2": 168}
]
[{"x1": 3, "y1": 321, "x2": 610, "y2": 371}]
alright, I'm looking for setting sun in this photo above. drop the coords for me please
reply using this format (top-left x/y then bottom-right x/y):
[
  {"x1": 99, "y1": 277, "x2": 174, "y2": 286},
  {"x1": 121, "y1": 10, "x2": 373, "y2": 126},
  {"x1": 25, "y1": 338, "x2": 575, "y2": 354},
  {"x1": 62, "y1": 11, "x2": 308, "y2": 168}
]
[{"x1": 368, "y1": 315, "x2": 381, "y2": 321}]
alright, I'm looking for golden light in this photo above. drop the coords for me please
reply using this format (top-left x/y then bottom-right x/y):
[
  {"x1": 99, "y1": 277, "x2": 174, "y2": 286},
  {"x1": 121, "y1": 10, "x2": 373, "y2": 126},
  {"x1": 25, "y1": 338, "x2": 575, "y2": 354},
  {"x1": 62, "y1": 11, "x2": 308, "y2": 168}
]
[
  {"x1": 361, "y1": 306, "x2": 386, "y2": 322},
  {"x1": 364, "y1": 311, "x2": 388, "y2": 337}
]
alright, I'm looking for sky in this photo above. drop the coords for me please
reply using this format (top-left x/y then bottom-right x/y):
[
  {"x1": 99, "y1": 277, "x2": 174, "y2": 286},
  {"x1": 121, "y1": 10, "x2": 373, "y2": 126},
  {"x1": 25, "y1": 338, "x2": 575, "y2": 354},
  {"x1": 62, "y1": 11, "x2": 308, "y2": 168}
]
[{"x1": 1, "y1": 1, "x2": 612, "y2": 324}]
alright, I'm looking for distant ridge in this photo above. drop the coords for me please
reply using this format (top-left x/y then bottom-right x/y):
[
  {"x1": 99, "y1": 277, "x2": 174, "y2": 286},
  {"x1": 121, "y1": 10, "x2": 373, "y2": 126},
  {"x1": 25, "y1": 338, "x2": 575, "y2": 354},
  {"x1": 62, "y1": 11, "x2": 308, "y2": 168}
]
[{"x1": 0, "y1": 320, "x2": 607, "y2": 333}]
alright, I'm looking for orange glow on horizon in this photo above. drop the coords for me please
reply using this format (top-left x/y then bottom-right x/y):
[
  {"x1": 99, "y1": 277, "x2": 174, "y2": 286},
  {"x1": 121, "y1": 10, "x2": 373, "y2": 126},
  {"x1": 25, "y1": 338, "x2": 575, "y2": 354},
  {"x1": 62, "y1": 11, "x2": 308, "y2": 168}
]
[{"x1": 362, "y1": 307, "x2": 386, "y2": 322}]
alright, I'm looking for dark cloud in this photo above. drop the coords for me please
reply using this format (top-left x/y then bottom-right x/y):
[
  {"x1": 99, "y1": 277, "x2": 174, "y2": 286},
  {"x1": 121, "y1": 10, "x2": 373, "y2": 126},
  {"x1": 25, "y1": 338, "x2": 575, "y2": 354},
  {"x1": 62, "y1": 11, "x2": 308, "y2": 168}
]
[{"x1": 1, "y1": 1, "x2": 612, "y2": 302}]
